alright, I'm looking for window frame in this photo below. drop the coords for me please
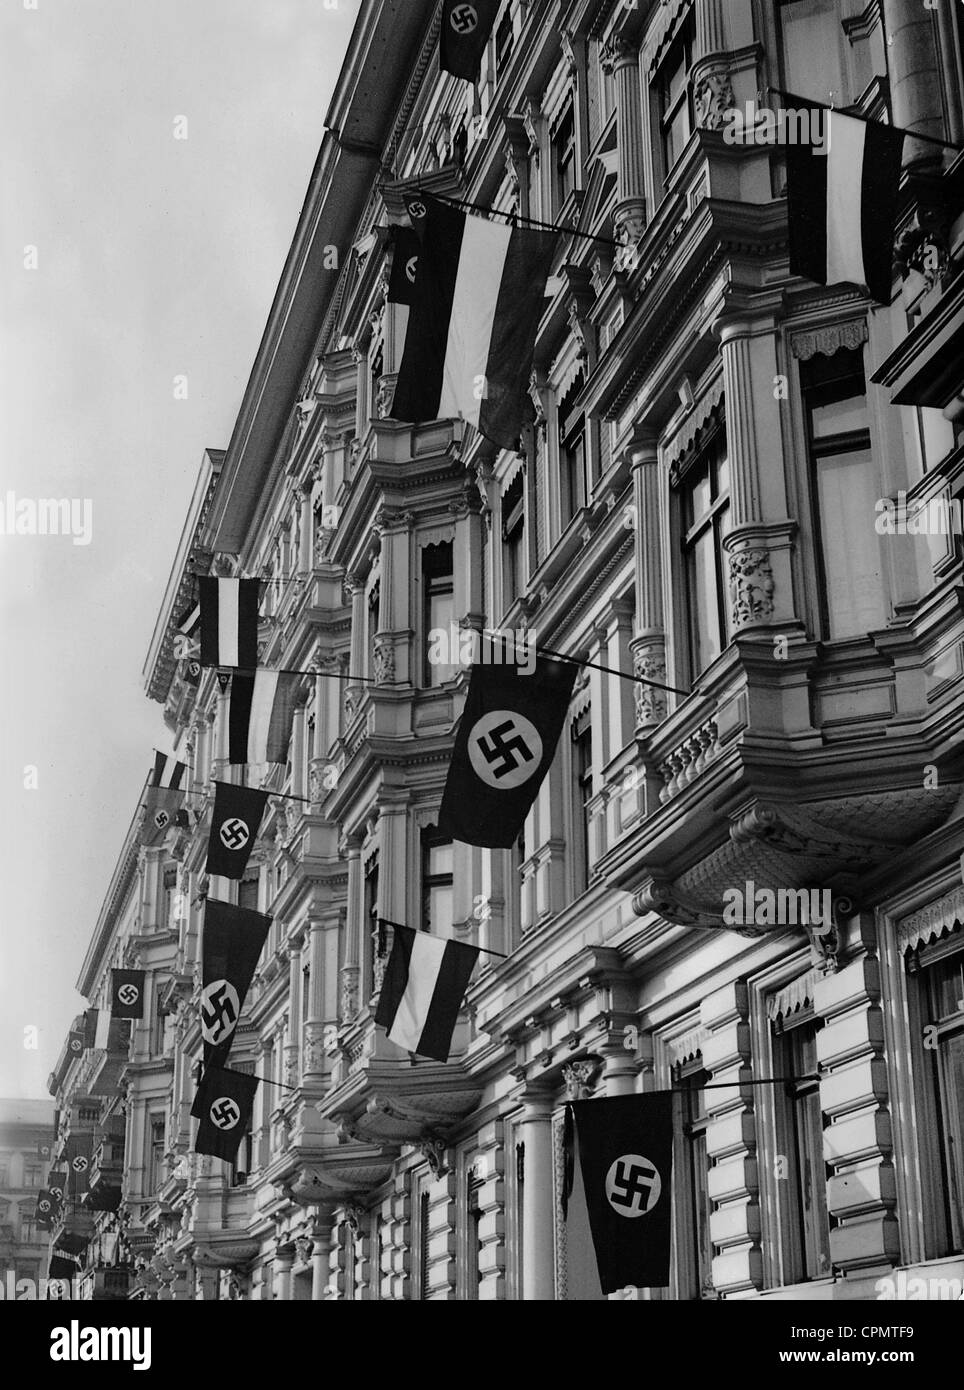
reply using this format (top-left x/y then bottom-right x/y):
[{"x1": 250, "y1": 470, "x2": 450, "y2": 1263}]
[
  {"x1": 675, "y1": 425, "x2": 731, "y2": 681},
  {"x1": 420, "y1": 827, "x2": 454, "y2": 935},
  {"x1": 670, "y1": 1059, "x2": 715, "y2": 1300},
  {"x1": 652, "y1": 15, "x2": 695, "y2": 186},
  {"x1": 422, "y1": 541, "x2": 456, "y2": 687},
  {"x1": 501, "y1": 473, "x2": 525, "y2": 612}
]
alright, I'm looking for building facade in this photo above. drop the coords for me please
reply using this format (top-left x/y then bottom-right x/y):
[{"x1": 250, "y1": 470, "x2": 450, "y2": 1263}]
[
  {"x1": 50, "y1": 0, "x2": 964, "y2": 1299},
  {"x1": 0, "y1": 1099, "x2": 55, "y2": 1295}
]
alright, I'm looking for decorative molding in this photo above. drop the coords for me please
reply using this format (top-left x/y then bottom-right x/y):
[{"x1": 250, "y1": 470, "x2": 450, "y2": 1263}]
[
  {"x1": 789, "y1": 319, "x2": 868, "y2": 361},
  {"x1": 898, "y1": 887, "x2": 964, "y2": 955},
  {"x1": 728, "y1": 548, "x2": 775, "y2": 628}
]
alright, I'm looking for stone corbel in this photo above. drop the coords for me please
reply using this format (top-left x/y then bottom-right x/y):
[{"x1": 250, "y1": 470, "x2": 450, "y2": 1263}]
[
  {"x1": 562, "y1": 1060, "x2": 597, "y2": 1100},
  {"x1": 522, "y1": 99, "x2": 542, "y2": 163},
  {"x1": 692, "y1": 60, "x2": 735, "y2": 132},
  {"x1": 527, "y1": 368, "x2": 550, "y2": 432},
  {"x1": 418, "y1": 1138, "x2": 449, "y2": 1178}
]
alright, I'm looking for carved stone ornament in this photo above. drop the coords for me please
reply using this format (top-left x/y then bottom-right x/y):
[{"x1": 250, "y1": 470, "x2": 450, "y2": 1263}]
[
  {"x1": 562, "y1": 1060, "x2": 596, "y2": 1100},
  {"x1": 728, "y1": 548, "x2": 775, "y2": 628},
  {"x1": 693, "y1": 64, "x2": 735, "y2": 131},
  {"x1": 633, "y1": 646, "x2": 668, "y2": 727},
  {"x1": 418, "y1": 1139, "x2": 449, "y2": 1178},
  {"x1": 373, "y1": 638, "x2": 395, "y2": 686},
  {"x1": 376, "y1": 374, "x2": 396, "y2": 420},
  {"x1": 790, "y1": 320, "x2": 868, "y2": 362},
  {"x1": 340, "y1": 964, "x2": 360, "y2": 1022}
]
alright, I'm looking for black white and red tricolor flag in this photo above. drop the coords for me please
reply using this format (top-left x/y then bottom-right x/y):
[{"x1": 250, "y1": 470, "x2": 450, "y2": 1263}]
[
  {"x1": 438, "y1": 653, "x2": 577, "y2": 848},
  {"x1": 111, "y1": 968, "x2": 146, "y2": 1019},
  {"x1": 563, "y1": 1094, "x2": 674, "y2": 1295},
  {"x1": 143, "y1": 750, "x2": 187, "y2": 844},
  {"x1": 784, "y1": 97, "x2": 905, "y2": 305},
  {"x1": 390, "y1": 195, "x2": 559, "y2": 449},
  {"x1": 198, "y1": 577, "x2": 261, "y2": 669},
  {"x1": 206, "y1": 781, "x2": 269, "y2": 879},
  {"x1": 226, "y1": 670, "x2": 301, "y2": 765},
  {"x1": 440, "y1": 0, "x2": 500, "y2": 80},
  {"x1": 191, "y1": 1064, "x2": 258, "y2": 1162},
  {"x1": 202, "y1": 898, "x2": 272, "y2": 1071},
  {"x1": 373, "y1": 922, "x2": 480, "y2": 1063}
]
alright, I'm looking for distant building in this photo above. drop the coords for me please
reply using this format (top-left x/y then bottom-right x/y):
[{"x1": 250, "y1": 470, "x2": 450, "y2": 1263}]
[
  {"x1": 52, "y1": 0, "x2": 964, "y2": 1299},
  {"x1": 0, "y1": 1098, "x2": 55, "y2": 1292}
]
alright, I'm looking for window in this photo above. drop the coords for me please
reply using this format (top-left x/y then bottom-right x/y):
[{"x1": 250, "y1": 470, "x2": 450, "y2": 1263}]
[
  {"x1": 369, "y1": 341, "x2": 383, "y2": 424},
  {"x1": 552, "y1": 102, "x2": 576, "y2": 211},
  {"x1": 0, "y1": 1160, "x2": 8, "y2": 1187},
  {"x1": 770, "y1": 1013, "x2": 831, "y2": 1284},
  {"x1": 418, "y1": 1190, "x2": 431, "y2": 1300},
  {"x1": 162, "y1": 868, "x2": 177, "y2": 926},
  {"x1": 680, "y1": 432, "x2": 731, "y2": 677},
  {"x1": 802, "y1": 349, "x2": 886, "y2": 639},
  {"x1": 22, "y1": 1161, "x2": 42, "y2": 1189},
  {"x1": 495, "y1": 7, "x2": 514, "y2": 78},
  {"x1": 368, "y1": 581, "x2": 381, "y2": 677},
  {"x1": 421, "y1": 830, "x2": 454, "y2": 935},
  {"x1": 571, "y1": 707, "x2": 593, "y2": 892},
  {"x1": 147, "y1": 1117, "x2": 165, "y2": 1195},
  {"x1": 20, "y1": 1211, "x2": 37, "y2": 1244},
  {"x1": 561, "y1": 413, "x2": 587, "y2": 527},
  {"x1": 152, "y1": 991, "x2": 168, "y2": 1054},
  {"x1": 422, "y1": 542, "x2": 456, "y2": 686},
  {"x1": 673, "y1": 1063, "x2": 714, "y2": 1299},
  {"x1": 502, "y1": 473, "x2": 525, "y2": 609},
  {"x1": 509, "y1": 829, "x2": 526, "y2": 943},
  {"x1": 654, "y1": 17, "x2": 694, "y2": 181},
  {"x1": 909, "y1": 938, "x2": 964, "y2": 1254},
  {"x1": 239, "y1": 873, "x2": 259, "y2": 914},
  {"x1": 364, "y1": 854, "x2": 380, "y2": 995},
  {"x1": 779, "y1": 0, "x2": 848, "y2": 106},
  {"x1": 465, "y1": 1170, "x2": 484, "y2": 1298}
]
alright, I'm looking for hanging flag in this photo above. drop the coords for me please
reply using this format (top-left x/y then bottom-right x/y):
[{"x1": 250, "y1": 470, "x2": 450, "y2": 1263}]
[
  {"x1": 206, "y1": 781, "x2": 269, "y2": 879},
  {"x1": 191, "y1": 1065, "x2": 258, "y2": 1162},
  {"x1": 143, "y1": 751, "x2": 187, "y2": 845},
  {"x1": 404, "y1": 192, "x2": 429, "y2": 241},
  {"x1": 387, "y1": 224, "x2": 422, "y2": 305},
  {"x1": 49, "y1": 1249, "x2": 83, "y2": 1281},
  {"x1": 35, "y1": 1190, "x2": 58, "y2": 1230},
  {"x1": 226, "y1": 670, "x2": 301, "y2": 765},
  {"x1": 201, "y1": 899, "x2": 272, "y2": 1071},
  {"x1": 46, "y1": 1170, "x2": 67, "y2": 1211},
  {"x1": 783, "y1": 96, "x2": 905, "y2": 305},
  {"x1": 440, "y1": 0, "x2": 501, "y2": 80},
  {"x1": 563, "y1": 1094, "x2": 674, "y2": 1294},
  {"x1": 373, "y1": 921, "x2": 480, "y2": 1063},
  {"x1": 84, "y1": 1008, "x2": 112, "y2": 1051},
  {"x1": 37, "y1": 1139, "x2": 52, "y2": 1159},
  {"x1": 64, "y1": 1135, "x2": 92, "y2": 1196},
  {"x1": 198, "y1": 577, "x2": 261, "y2": 669},
  {"x1": 389, "y1": 195, "x2": 559, "y2": 449},
  {"x1": 66, "y1": 1026, "x2": 86, "y2": 1060},
  {"x1": 183, "y1": 655, "x2": 202, "y2": 687},
  {"x1": 111, "y1": 968, "x2": 146, "y2": 1019},
  {"x1": 438, "y1": 653, "x2": 576, "y2": 848}
]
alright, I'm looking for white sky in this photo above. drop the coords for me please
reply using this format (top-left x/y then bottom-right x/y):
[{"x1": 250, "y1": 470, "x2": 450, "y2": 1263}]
[{"x1": 0, "y1": 0, "x2": 361, "y2": 1098}]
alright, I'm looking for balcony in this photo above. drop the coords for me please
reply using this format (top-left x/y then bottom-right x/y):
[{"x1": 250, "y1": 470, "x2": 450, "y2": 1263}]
[{"x1": 83, "y1": 1019, "x2": 132, "y2": 1097}]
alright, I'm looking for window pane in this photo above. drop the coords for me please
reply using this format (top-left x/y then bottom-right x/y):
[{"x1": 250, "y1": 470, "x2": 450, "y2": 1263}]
[
  {"x1": 780, "y1": 0, "x2": 846, "y2": 104},
  {"x1": 689, "y1": 529, "x2": 723, "y2": 671},
  {"x1": 686, "y1": 471, "x2": 713, "y2": 529},
  {"x1": 429, "y1": 884, "x2": 453, "y2": 935},
  {"x1": 811, "y1": 395, "x2": 869, "y2": 440},
  {"x1": 429, "y1": 842, "x2": 453, "y2": 878},
  {"x1": 816, "y1": 448, "x2": 886, "y2": 638}
]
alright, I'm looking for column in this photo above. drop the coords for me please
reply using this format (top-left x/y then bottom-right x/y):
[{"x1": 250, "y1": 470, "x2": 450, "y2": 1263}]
[
  {"x1": 340, "y1": 835, "x2": 363, "y2": 1022},
  {"x1": 302, "y1": 915, "x2": 329, "y2": 1083},
  {"x1": 298, "y1": 479, "x2": 313, "y2": 576},
  {"x1": 345, "y1": 576, "x2": 367, "y2": 720},
  {"x1": 310, "y1": 1208, "x2": 335, "y2": 1301},
  {"x1": 628, "y1": 431, "x2": 668, "y2": 729},
  {"x1": 603, "y1": 32, "x2": 647, "y2": 249},
  {"x1": 520, "y1": 1091, "x2": 555, "y2": 1300},
  {"x1": 273, "y1": 1244, "x2": 295, "y2": 1302},
  {"x1": 290, "y1": 708, "x2": 306, "y2": 799},
  {"x1": 881, "y1": 0, "x2": 946, "y2": 161},
  {"x1": 692, "y1": 0, "x2": 735, "y2": 131},
  {"x1": 284, "y1": 937, "x2": 303, "y2": 1088}
]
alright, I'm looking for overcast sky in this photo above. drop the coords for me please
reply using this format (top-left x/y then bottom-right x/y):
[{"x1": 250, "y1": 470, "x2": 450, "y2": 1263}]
[{"x1": 0, "y1": 0, "x2": 360, "y2": 1098}]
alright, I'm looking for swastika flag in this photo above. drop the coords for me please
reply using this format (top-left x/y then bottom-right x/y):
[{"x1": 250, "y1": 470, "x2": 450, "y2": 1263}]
[
  {"x1": 191, "y1": 1065, "x2": 259, "y2": 1163},
  {"x1": 202, "y1": 899, "x2": 272, "y2": 1071},
  {"x1": 438, "y1": 651, "x2": 577, "y2": 848},
  {"x1": 563, "y1": 1094, "x2": 674, "y2": 1294},
  {"x1": 111, "y1": 968, "x2": 146, "y2": 1019},
  {"x1": 440, "y1": 0, "x2": 500, "y2": 80},
  {"x1": 389, "y1": 194, "x2": 559, "y2": 450},
  {"x1": 387, "y1": 224, "x2": 422, "y2": 306},
  {"x1": 64, "y1": 1134, "x2": 93, "y2": 1197},
  {"x1": 205, "y1": 781, "x2": 269, "y2": 880},
  {"x1": 374, "y1": 921, "x2": 480, "y2": 1064},
  {"x1": 198, "y1": 577, "x2": 261, "y2": 670}
]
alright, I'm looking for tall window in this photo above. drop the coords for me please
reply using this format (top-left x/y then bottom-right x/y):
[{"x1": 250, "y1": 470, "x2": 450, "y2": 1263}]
[
  {"x1": 909, "y1": 937, "x2": 964, "y2": 1254},
  {"x1": 368, "y1": 581, "x2": 381, "y2": 676},
  {"x1": 571, "y1": 708, "x2": 593, "y2": 893},
  {"x1": 654, "y1": 17, "x2": 694, "y2": 181},
  {"x1": 239, "y1": 874, "x2": 259, "y2": 914},
  {"x1": 465, "y1": 1170, "x2": 484, "y2": 1298},
  {"x1": 779, "y1": 0, "x2": 847, "y2": 106},
  {"x1": 418, "y1": 1190, "x2": 431, "y2": 1300},
  {"x1": 803, "y1": 349, "x2": 885, "y2": 640},
  {"x1": 20, "y1": 1210, "x2": 36, "y2": 1244},
  {"x1": 162, "y1": 868, "x2": 177, "y2": 927},
  {"x1": 151, "y1": 991, "x2": 168, "y2": 1054},
  {"x1": 673, "y1": 1063, "x2": 714, "y2": 1299},
  {"x1": 364, "y1": 854, "x2": 380, "y2": 995},
  {"x1": 22, "y1": 1160, "x2": 42, "y2": 1189},
  {"x1": 552, "y1": 102, "x2": 576, "y2": 211},
  {"x1": 502, "y1": 473, "x2": 525, "y2": 610},
  {"x1": 421, "y1": 830, "x2": 454, "y2": 935},
  {"x1": 147, "y1": 1116, "x2": 165, "y2": 1195},
  {"x1": 680, "y1": 432, "x2": 731, "y2": 677},
  {"x1": 422, "y1": 542, "x2": 456, "y2": 685},
  {"x1": 771, "y1": 1013, "x2": 831, "y2": 1284},
  {"x1": 495, "y1": 6, "x2": 514, "y2": 78},
  {"x1": 562, "y1": 415, "x2": 587, "y2": 527}
]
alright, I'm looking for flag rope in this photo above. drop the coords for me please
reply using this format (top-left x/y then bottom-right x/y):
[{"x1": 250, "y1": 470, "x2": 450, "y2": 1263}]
[
  {"x1": 215, "y1": 664, "x2": 378, "y2": 685},
  {"x1": 768, "y1": 87, "x2": 964, "y2": 155}
]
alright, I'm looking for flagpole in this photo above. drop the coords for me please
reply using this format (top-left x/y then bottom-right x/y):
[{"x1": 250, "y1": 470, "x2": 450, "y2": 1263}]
[
  {"x1": 768, "y1": 87, "x2": 964, "y2": 154},
  {"x1": 377, "y1": 917, "x2": 509, "y2": 959},
  {"x1": 415, "y1": 188, "x2": 620, "y2": 247}
]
